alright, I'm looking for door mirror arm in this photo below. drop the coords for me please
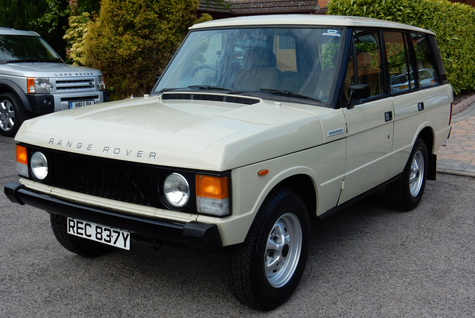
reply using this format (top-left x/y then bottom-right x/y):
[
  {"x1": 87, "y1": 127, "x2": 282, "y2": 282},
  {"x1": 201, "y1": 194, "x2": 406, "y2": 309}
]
[{"x1": 347, "y1": 84, "x2": 370, "y2": 109}]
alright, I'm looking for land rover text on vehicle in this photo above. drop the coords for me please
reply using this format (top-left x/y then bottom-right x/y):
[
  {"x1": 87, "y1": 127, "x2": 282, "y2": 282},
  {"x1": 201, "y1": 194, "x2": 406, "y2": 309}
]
[
  {"x1": 0, "y1": 27, "x2": 109, "y2": 137},
  {"x1": 4, "y1": 16, "x2": 453, "y2": 310}
]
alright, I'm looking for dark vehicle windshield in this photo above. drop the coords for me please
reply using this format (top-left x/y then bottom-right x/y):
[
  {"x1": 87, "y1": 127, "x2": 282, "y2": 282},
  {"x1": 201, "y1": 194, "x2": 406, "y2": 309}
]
[
  {"x1": 153, "y1": 27, "x2": 345, "y2": 105},
  {"x1": 0, "y1": 35, "x2": 63, "y2": 64}
]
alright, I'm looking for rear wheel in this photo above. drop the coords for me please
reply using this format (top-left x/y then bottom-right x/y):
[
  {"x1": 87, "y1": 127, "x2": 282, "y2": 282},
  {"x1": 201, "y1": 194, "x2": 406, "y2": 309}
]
[
  {"x1": 0, "y1": 92, "x2": 29, "y2": 137},
  {"x1": 387, "y1": 138, "x2": 428, "y2": 211},
  {"x1": 229, "y1": 187, "x2": 310, "y2": 310},
  {"x1": 50, "y1": 214, "x2": 113, "y2": 257}
]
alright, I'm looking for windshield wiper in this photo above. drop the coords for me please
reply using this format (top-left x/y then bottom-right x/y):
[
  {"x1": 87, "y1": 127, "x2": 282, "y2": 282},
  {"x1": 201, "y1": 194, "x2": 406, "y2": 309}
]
[
  {"x1": 259, "y1": 88, "x2": 324, "y2": 103},
  {"x1": 160, "y1": 87, "x2": 188, "y2": 92},
  {"x1": 188, "y1": 85, "x2": 233, "y2": 91}
]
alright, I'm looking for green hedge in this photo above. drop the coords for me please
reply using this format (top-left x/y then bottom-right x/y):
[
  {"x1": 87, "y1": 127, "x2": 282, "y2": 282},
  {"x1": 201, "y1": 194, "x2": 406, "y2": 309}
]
[
  {"x1": 327, "y1": 0, "x2": 475, "y2": 95},
  {"x1": 78, "y1": 0, "x2": 212, "y2": 100}
]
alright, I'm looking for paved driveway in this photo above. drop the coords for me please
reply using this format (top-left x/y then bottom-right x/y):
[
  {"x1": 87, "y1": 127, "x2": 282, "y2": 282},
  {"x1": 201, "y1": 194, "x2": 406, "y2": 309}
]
[{"x1": 1, "y1": 134, "x2": 475, "y2": 317}]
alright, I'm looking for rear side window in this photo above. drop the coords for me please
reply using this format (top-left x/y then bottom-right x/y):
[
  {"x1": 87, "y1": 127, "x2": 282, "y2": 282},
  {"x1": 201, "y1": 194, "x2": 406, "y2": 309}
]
[
  {"x1": 384, "y1": 31, "x2": 415, "y2": 94},
  {"x1": 409, "y1": 33, "x2": 439, "y2": 88}
]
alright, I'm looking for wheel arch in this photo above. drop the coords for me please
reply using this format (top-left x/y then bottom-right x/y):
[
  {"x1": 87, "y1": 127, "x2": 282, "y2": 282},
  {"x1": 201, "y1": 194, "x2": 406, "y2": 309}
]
[
  {"x1": 416, "y1": 126, "x2": 436, "y2": 180},
  {"x1": 0, "y1": 79, "x2": 32, "y2": 112},
  {"x1": 272, "y1": 174, "x2": 317, "y2": 221},
  {"x1": 417, "y1": 126, "x2": 435, "y2": 154}
]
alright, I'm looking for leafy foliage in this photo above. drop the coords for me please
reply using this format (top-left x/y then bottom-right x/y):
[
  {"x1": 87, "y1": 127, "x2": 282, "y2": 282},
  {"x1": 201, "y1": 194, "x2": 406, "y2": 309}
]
[
  {"x1": 63, "y1": 12, "x2": 92, "y2": 65},
  {"x1": 31, "y1": 0, "x2": 70, "y2": 33},
  {"x1": 0, "y1": 0, "x2": 67, "y2": 57},
  {"x1": 80, "y1": 0, "x2": 212, "y2": 99},
  {"x1": 32, "y1": 0, "x2": 101, "y2": 32},
  {"x1": 327, "y1": 0, "x2": 475, "y2": 95}
]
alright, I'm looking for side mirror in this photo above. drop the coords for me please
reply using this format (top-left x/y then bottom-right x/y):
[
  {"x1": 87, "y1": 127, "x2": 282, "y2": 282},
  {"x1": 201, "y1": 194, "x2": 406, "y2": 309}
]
[{"x1": 347, "y1": 84, "x2": 370, "y2": 109}]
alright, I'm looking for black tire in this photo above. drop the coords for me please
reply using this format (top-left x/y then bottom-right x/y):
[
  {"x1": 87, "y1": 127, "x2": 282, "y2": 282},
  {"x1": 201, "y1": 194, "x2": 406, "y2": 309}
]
[
  {"x1": 387, "y1": 138, "x2": 428, "y2": 211},
  {"x1": 229, "y1": 187, "x2": 310, "y2": 311},
  {"x1": 50, "y1": 214, "x2": 113, "y2": 257},
  {"x1": 0, "y1": 92, "x2": 29, "y2": 137}
]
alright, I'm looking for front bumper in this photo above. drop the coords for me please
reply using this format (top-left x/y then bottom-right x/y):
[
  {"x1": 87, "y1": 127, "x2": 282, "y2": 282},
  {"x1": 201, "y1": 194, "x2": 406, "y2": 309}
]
[{"x1": 4, "y1": 182, "x2": 223, "y2": 250}]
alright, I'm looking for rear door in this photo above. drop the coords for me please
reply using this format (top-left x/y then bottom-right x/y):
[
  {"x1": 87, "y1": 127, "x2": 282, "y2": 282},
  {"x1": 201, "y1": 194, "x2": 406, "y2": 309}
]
[{"x1": 384, "y1": 30, "x2": 426, "y2": 177}]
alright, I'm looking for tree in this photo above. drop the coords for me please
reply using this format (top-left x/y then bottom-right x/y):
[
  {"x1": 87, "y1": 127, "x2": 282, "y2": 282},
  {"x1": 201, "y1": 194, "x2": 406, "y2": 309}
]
[
  {"x1": 0, "y1": 0, "x2": 67, "y2": 57},
  {"x1": 81, "y1": 0, "x2": 212, "y2": 99}
]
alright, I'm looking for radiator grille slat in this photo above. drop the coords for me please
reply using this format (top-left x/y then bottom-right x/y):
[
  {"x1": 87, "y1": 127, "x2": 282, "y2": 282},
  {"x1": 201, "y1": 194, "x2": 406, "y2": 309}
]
[
  {"x1": 56, "y1": 78, "x2": 96, "y2": 91},
  {"x1": 48, "y1": 151, "x2": 159, "y2": 207}
]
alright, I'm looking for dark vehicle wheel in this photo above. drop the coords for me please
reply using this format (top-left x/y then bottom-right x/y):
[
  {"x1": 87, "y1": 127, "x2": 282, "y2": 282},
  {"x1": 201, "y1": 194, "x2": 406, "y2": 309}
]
[
  {"x1": 387, "y1": 138, "x2": 428, "y2": 211},
  {"x1": 50, "y1": 214, "x2": 114, "y2": 257},
  {"x1": 0, "y1": 93, "x2": 29, "y2": 137},
  {"x1": 229, "y1": 187, "x2": 310, "y2": 310}
]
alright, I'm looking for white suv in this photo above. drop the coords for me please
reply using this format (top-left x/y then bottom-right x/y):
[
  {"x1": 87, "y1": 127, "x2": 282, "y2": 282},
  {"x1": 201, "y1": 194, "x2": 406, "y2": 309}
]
[
  {"x1": 4, "y1": 15, "x2": 453, "y2": 310},
  {"x1": 0, "y1": 27, "x2": 109, "y2": 136}
]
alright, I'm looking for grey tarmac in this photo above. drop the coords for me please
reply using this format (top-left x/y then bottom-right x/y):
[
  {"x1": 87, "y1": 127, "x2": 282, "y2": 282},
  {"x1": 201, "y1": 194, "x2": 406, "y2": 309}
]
[{"x1": 1, "y1": 126, "x2": 475, "y2": 317}]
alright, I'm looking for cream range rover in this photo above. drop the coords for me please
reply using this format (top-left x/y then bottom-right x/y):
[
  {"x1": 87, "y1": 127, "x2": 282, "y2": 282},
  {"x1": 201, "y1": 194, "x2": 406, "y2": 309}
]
[{"x1": 4, "y1": 15, "x2": 453, "y2": 310}]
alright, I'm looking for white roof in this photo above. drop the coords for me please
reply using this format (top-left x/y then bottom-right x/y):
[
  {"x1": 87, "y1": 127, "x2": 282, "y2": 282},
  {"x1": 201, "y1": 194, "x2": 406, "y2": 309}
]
[{"x1": 190, "y1": 15, "x2": 434, "y2": 35}]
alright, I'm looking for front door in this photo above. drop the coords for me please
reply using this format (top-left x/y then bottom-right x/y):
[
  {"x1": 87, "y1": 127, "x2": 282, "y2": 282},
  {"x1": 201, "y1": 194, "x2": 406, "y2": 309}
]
[{"x1": 338, "y1": 29, "x2": 394, "y2": 204}]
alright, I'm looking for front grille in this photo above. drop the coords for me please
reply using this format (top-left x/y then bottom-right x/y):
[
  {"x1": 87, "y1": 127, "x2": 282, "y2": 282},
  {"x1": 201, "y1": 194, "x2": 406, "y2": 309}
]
[
  {"x1": 56, "y1": 78, "x2": 97, "y2": 92},
  {"x1": 26, "y1": 147, "x2": 198, "y2": 213}
]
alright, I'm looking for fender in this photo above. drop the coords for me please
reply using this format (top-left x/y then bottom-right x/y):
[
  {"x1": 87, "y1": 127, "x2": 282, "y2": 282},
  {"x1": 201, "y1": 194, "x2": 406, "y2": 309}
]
[{"x1": 0, "y1": 79, "x2": 33, "y2": 112}]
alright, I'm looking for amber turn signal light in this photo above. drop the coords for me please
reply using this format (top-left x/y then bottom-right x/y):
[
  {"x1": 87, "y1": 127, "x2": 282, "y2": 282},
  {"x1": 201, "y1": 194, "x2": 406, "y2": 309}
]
[
  {"x1": 16, "y1": 145, "x2": 28, "y2": 165},
  {"x1": 196, "y1": 175, "x2": 229, "y2": 199}
]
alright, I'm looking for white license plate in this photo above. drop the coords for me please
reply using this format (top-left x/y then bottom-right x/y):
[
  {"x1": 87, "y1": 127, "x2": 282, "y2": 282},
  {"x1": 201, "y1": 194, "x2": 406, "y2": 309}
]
[
  {"x1": 70, "y1": 100, "x2": 94, "y2": 109},
  {"x1": 67, "y1": 218, "x2": 130, "y2": 250}
]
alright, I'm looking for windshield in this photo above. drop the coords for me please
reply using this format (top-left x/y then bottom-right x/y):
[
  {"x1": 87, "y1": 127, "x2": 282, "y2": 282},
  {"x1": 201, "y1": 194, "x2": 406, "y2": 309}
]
[
  {"x1": 154, "y1": 27, "x2": 345, "y2": 105},
  {"x1": 0, "y1": 35, "x2": 63, "y2": 63}
]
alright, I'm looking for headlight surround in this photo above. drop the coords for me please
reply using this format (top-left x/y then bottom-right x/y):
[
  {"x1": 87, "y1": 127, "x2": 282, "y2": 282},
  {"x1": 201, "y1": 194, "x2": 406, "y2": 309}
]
[
  {"x1": 27, "y1": 77, "x2": 53, "y2": 94},
  {"x1": 98, "y1": 76, "x2": 105, "y2": 90},
  {"x1": 16, "y1": 145, "x2": 29, "y2": 178},
  {"x1": 30, "y1": 151, "x2": 48, "y2": 180},
  {"x1": 163, "y1": 173, "x2": 190, "y2": 208},
  {"x1": 196, "y1": 174, "x2": 230, "y2": 216}
]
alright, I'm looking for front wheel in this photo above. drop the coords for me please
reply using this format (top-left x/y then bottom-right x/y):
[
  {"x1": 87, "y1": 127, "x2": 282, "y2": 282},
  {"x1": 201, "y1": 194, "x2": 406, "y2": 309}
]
[
  {"x1": 0, "y1": 92, "x2": 29, "y2": 137},
  {"x1": 387, "y1": 138, "x2": 428, "y2": 211},
  {"x1": 229, "y1": 187, "x2": 310, "y2": 310}
]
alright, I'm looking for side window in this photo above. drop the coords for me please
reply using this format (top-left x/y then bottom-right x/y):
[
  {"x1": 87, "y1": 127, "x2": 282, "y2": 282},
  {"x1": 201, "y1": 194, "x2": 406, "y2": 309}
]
[
  {"x1": 409, "y1": 33, "x2": 439, "y2": 88},
  {"x1": 384, "y1": 31, "x2": 414, "y2": 94},
  {"x1": 343, "y1": 29, "x2": 383, "y2": 99}
]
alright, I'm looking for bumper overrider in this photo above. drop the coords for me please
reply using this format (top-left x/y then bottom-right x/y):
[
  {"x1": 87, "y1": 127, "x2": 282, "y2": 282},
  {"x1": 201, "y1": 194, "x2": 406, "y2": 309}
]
[{"x1": 4, "y1": 182, "x2": 223, "y2": 250}]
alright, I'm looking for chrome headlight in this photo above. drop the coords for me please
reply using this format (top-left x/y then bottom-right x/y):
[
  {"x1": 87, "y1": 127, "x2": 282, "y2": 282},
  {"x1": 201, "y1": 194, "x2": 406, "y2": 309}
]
[
  {"x1": 27, "y1": 77, "x2": 53, "y2": 94},
  {"x1": 30, "y1": 152, "x2": 48, "y2": 180},
  {"x1": 163, "y1": 173, "x2": 190, "y2": 208},
  {"x1": 98, "y1": 76, "x2": 105, "y2": 90}
]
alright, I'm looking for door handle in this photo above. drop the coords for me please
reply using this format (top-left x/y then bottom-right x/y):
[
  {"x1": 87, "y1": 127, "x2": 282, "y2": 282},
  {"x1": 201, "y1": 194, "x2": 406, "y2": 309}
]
[
  {"x1": 418, "y1": 102, "x2": 424, "y2": 111},
  {"x1": 384, "y1": 111, "x2": 393, "y2": 122}
]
